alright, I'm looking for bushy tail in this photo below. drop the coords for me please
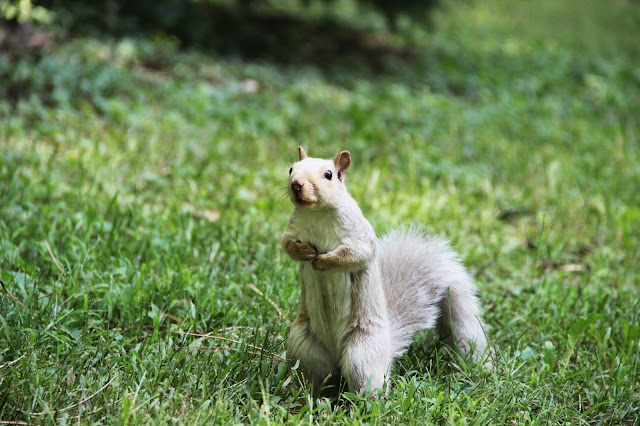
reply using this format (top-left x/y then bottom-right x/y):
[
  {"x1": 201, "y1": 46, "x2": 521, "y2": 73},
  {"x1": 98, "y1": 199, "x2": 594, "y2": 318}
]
[{"x1": 377, "y1": 226, "x2": 489, "y2": 363}]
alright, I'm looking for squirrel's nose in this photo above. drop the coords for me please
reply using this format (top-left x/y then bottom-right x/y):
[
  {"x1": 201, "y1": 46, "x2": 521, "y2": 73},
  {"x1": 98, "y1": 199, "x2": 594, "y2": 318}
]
[{"x1": 291, "y1": 180, "x2": 304, "y2": 194}]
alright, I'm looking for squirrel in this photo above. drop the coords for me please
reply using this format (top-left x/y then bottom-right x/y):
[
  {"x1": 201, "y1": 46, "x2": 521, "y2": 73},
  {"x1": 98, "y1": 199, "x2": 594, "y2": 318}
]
[{"x1": 282, "y1": 146, "x2": 490, "y2": 395}]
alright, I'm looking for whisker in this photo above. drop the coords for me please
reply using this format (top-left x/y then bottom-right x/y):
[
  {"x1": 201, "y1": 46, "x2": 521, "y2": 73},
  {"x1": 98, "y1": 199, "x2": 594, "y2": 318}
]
[
  {"x1": 271, "y1": 186, "x2": 290, "y2": 197},
  {"x1": 273, "y1": 186, "x2": 291, "y2": 205}
]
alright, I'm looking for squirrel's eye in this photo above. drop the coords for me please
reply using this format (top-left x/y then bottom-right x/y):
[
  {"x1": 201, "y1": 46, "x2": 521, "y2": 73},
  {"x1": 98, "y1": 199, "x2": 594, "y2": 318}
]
[
  {"x1": 289, "y1": 167, "x2": 292, "y2": 175},
  {"x1": 324, "y1": 170, "x2": 332, "y2": 180}
]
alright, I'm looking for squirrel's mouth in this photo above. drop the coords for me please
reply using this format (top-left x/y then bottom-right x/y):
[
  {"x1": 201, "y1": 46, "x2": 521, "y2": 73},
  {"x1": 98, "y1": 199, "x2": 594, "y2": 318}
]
[
  {"x1": 290, "y1": 190, "x2": 317, "y2": 207},
  {"x1": 291, "y1": 195, "x2": 316, "y2": 207}
]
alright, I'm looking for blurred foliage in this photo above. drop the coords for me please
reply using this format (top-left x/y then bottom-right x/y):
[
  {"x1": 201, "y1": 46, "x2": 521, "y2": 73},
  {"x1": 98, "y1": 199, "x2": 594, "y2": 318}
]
[
  {"x1": 39, "y1": 0, "x2": 439, "y2": 33},
  {"x1": 37, "y1": 0, "x2": 438, "y2": 57},
  {"x1": 1, "y1": 0, "x2": 51, "y2": 23},
  {"x1": 1, "y1": 0, "x2": 440, "y2": 104}
]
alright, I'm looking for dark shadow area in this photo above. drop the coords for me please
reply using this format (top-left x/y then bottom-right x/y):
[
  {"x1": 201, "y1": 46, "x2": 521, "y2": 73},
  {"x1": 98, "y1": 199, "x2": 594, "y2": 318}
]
[{"x1": 38, "y1": 0, "x2": 439, "y2": 74}]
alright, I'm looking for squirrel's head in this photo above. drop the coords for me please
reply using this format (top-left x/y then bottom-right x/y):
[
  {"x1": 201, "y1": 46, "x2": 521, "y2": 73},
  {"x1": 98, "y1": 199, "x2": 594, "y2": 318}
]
[{"x1": 288, "y1": 146, "x2": 351, "y2": 210}]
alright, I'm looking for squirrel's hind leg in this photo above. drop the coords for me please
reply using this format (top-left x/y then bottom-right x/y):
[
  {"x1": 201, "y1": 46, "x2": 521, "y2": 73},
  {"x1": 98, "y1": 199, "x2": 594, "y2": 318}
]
[
  {"x1": 286, "y1": 314, "x2": 340, "y2": 392},
  {"x1": 340, "y1": 327, "x2": 393, "y2": 395}
]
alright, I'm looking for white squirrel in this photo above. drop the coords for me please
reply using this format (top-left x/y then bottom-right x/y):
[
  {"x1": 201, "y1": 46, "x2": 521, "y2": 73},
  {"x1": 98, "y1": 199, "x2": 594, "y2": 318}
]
[{"x1": 282, "y1": 146, "x2": 489, "y2": 394}]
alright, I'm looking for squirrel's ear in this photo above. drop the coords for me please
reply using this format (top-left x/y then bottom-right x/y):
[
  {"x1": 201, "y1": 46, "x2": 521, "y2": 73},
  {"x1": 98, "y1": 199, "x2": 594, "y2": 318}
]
[
  {"x1": 334, "y1": 151, "x2": 351, "y2": 181},
  {"x1": 298, "y1": 146, "x2": 308, "y2": 160}
]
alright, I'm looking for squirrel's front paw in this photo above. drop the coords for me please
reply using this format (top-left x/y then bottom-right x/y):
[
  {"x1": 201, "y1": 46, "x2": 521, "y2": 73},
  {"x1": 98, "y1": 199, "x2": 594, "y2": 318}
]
[
  {"x1": 285, "y1": 240, "x2": 317, "y2": 261},
  {"x1": 312, "y1": 254, "x2": 334, "y2": 271}
]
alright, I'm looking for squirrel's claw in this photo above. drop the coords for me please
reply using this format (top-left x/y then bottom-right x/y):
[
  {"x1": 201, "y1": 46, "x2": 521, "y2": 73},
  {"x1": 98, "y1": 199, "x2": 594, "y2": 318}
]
[
  {"x1": 312, "y1": 255, "x2": 333, "y2": 271},
  {"x1": 285, "y1": 240, "x2": 317, "y2": 261},
  {"x1": 298, "y1": 244, "x2": 317, "y2": 260}
]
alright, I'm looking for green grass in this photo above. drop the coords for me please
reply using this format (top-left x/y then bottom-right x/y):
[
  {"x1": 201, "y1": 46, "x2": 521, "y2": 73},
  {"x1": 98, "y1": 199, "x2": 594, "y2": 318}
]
[{"x1": 1, "y1": 0, "x2": 640, "y2": 423}]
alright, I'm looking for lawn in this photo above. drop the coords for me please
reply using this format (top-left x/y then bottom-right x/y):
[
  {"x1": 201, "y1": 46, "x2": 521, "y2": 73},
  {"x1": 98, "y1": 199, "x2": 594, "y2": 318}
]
[{"x1": 1, "y1": 0, "x2": 639, "y2": 423}]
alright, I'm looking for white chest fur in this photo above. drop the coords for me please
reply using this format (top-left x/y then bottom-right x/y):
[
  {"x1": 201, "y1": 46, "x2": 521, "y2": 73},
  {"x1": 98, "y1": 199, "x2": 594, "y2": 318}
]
[
  {"x1": 300, "y1": 264, "x2": 351, "y2": 362},
  {"x1": 290, "y1": 209, "x2": 343, "y2": 253},
  {"x1": 288, "y1": 209, "x2": 352, "y2": 362}
]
